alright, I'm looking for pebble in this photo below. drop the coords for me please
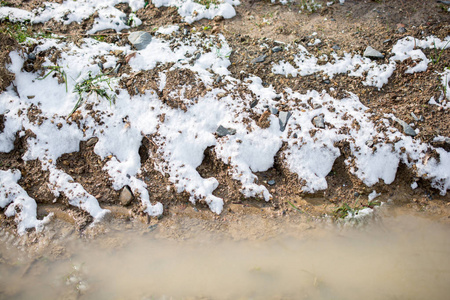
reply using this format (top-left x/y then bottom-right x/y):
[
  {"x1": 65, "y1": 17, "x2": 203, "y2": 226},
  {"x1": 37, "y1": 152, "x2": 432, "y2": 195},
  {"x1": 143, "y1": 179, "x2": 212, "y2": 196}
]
[
  {"x1": 97, "y1": 62, "x2": 104, "y2": 71},
  {"x1": 86, "y1": 137, "x2": 99, "y2": 147},
  {"x1": 272, "y1": 46, "x2": 283, "y2": 52},
  {"x1": 217, "y1": 92, "x2": 226, "y2": 98},
  {"x1": 332, "y1": 45, "x2": 341, "y2": 51},
  {"x1": 27, "y1": 53, "x2": 36, "y2": 61},
  {"x1": 365, "y1": 140, "x2": 374, "y2": 147},
  {"x1": 312, "y1": 103, "x2": 322, "y2": 109},
  {"x1": 363, "y1": 46, "x2": 384, "y2": 59},
  {"x1": 312, "y1": 115, "x2": 325, "y2": 128},
  {"x1": 323, "y1": 79, "x2": 331, "y2": 84},
  {"x1": 119, "y1": 186, "x2": 133, "y2": 206},
  {"x1": 395, "y1": 118, "x2": 417, "y2": 136},
  {"x1": 113, "y1": 63, "x2": 122, "y2": 74},
  {"x1": 269, "y1": 106, "x2": 279, "y2": 115},
  {"x1": 268, "y1": 180, "x2": 276, "y2": 186},
  {"x1": 278, "y1": 111, "x2": 292, "y2": 132},
  {"x1": 251, "y1": 55, "x2": 267, "y2": 64},
  {"x1": 216, "y1": 125, "x2": 236, "y2": 137},
  {"x1": 128, "y1": 31, "x2": 152, "y2": 50},
  {"x1": 250, "y1": 99, "x2": 259, "y2": 108}
]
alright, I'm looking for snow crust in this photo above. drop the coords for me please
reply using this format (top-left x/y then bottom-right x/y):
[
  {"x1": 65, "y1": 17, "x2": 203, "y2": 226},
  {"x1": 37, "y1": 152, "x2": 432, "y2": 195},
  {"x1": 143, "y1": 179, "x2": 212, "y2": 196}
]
[
  {"x1": 0, "y1": 0, "x2": 145, "y2": 34},
  {"x1": 272, "y1": 36, "x2": 450, "y2": 89},
  {"x1": 152, "y1": 0, "x2": 240, "y2": 23},
  {"x1": 0, "y1": 170, "x2": 52, "y2": 235}
]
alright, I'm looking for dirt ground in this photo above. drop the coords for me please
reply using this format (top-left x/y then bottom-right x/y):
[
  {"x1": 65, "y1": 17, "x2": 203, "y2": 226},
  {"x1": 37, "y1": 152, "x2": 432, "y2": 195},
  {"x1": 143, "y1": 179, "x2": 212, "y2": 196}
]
[{"x1": 1, "y1": 0, "x2": 450, "y2": 243}]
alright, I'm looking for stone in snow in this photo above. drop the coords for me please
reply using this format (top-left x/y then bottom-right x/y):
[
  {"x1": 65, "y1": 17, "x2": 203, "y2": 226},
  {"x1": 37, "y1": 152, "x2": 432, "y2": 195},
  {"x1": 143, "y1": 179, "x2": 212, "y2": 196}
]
[
  {"x1": 251, "y1": 55, "x2": 267, "y2": 64},
  {"x1": 279, "y1": 111, "x2": 292, "y2": 132},
  {"x1": 313, "y1": 115, "x2": 325, "y2": 128},
  {"x1": 363, "y1": 46, "x2": 384, "y2": 59},
  {"x1": 128, "y1": 31, "x2": 152, "y2": 50},
  {"x1": 216, "y1": 125, "x2": 236, "y2": 137},
  {"x1": 250, "y1": 99, "x2": 258, "y2": 108}
]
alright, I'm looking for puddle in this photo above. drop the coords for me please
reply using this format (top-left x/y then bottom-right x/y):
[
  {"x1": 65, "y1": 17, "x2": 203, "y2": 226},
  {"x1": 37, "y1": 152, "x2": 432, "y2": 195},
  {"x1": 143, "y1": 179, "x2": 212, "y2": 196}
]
[{"x1": 1, "y1": 213, "x2": 449, "y2": 300}]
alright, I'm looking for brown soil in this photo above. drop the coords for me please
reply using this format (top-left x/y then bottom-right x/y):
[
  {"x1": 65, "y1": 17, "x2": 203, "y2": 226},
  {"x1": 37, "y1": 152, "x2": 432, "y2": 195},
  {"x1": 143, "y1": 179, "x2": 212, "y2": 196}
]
[{"x1": 0, "y1": 0, "x2": 450, "y2": 238}]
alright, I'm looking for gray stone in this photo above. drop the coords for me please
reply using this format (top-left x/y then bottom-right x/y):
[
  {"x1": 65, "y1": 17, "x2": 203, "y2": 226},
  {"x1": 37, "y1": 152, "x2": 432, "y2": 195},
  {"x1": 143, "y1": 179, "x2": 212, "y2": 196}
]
[
  {"x1": 268, "y1": 180, "x2": 276, "y2": 186},
  {"x1": 437, "y1": 0, "x2": 450, "y2": 4},
  {"x1": 269, "y1": 106, "x2": 278, "y2": 115},
  {"x1": 279, "y1": 111, "x2": 292, "y2": 132},
  {"x1": 395, "y1": 118, "x2": 417, "y2": 136},
  {"x1": 119, "y1": 186, "x2": 134, "y2": 206},
  {"x1": 365, "y1": 140, "x2": 374, "y2": 148},
  {"x1": 272, "y1": 46, "x2": 283, "y2": 52},
  {"x1": 332, "y1": 45, "x2": 341, "y2": 51},
  {"x1": 323, "y1": 79, "x2": 331, "y2": 84},
  {"x1": 250, "y1": 99, "x2": 259, "y2": 108},
  {"x1": 86, "y1": 137, "x2": 99, "y2": 147},
  {"x1": 27, "y1": 53, "x2": 36, "y2": 61},
  {"x1": 363, "y1": 46, "x2": 384, "y2": 59},
  {"x1": 97, "y1": 62, "x2": 104, "y2": 71},
  {"x1": 113, "y1": 63, "x2": 122, "y2": 74},
  {"x1": 128, "y1": 31, "x2": 152, "y2": 50},
  {"x1": 312, "y1": 103, "x2": 322, "y2": 109},
  {"x1": 251, "y1": 55, "x2": 267, "y2": 64},
  {"x1": 216, "y1": 125, "x2": 236, "y2": 137},
  {"x1": 312, "y1": 115, "x2": 325, "y2": 128},
  {"x1": 397, "y1": 27, "x2": 406, "y2": 34}
]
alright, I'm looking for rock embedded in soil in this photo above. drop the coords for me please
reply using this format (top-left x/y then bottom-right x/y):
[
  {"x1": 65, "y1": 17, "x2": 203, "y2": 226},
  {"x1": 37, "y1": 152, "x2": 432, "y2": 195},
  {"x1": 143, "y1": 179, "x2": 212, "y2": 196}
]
[
  {"x1": 363, "y1": 46, "x2": 384, "y2": 59},
  {"x1": 395, "y1": 118, "x2": 417, "y2": 137},
  {"x1": 313, "y1": 115, "x2": 325, "y2": 128},
  {"x1": 216, "y1": 125, "x2": 236, "y2": 137},
  {"x1": 119, "y1": 186, "x2": 133, "y2": 206},
  {"x1": 128, "y1": 31, "x2": 152, "y2": 50},
  {"x1": 251, "y1": 55, "x2": 267, "y2": 64},
  {"x1": 268, "y1": 180, "x2": 276, "y2": 186},
  {"x1": 279, "y1": 111, "x2": 292, "y2": 132},
  {"x1": 272, "y1": 46, "x2": 283, "y2": 52}
]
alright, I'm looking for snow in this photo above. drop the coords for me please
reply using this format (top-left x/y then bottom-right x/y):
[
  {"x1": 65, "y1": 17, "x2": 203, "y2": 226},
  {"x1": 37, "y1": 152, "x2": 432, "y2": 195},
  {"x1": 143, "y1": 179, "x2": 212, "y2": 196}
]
[
  {"x1": 0, "y1": 170, "x2": 52, "y2": 235},
  {"x1": 152, "y1": 0, "x2": 240, "y2": 23},
  {"x1": 0, "y1": 2, "x2": 449, "y2": 233},
  {"x1": 272, "y1": 36, "x2": 450, "y2": 89}
]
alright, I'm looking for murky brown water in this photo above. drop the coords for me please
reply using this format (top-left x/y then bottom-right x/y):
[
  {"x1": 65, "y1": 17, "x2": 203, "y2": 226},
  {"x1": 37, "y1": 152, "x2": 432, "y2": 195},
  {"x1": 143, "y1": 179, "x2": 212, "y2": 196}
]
[{"x1": 1, "y1": 213, "x2": 449, "y2": 300}]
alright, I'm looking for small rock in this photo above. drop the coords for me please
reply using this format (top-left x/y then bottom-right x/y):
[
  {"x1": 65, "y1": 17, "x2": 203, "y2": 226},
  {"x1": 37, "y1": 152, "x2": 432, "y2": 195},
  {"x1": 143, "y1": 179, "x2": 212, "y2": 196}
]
[
  {"x1": 323, "y1": 79, "x2": 331, "y2": 84},
  {"x1": 278, "y1": 111, "x2": 292, "y2": 132},
  {"x1": 86, "y1": 137, "x2": 99, "y2": 147},
  {"x1": 332, "y1": 45, "x2": 341, "y2": 51},
  {"x1": 268, "y1": 180, "x2": 276, "y2": 186},
  {"x1": 354, "y1": 192, "x2": 360, "y2": 197},
  {"x1": 119, "y1": 186, "x2": 134, "y2": 206},
  {"x1": 395, "y1": 118, "x2": 417, "y2": 136},
  {"x1": 274, "y1": 95, "x2": 282, "y2": 101},
  {"x1": 251, "y1": 55, "x2": 266, "y2": 64},
  {"x1": 363, "y1": 46, "x2": 384, "y2": 59},
  {"x1": 97, "y1": 62, "x2": 104, "y2": 71},
  {"x1": 128, "y1": 31, "x2": 152, "y2": 50},
  {"x1": 216, "y1": 125, "x2": 236, "y2": 137},
  {"x1": 396, "y1": 23, "x2": 406, "y2": 34},
  {"x1": 217, "y1": 92, "x2": 226, "y2": 98},
  {"x1": 383, "y1": 39, "x2": 392, "y2": 44},
  {"x1": 293, "y1": 133, "x2": 298, "y2": 138},
  {"x1": 272, "y1": 46, "x2": 283, "y2": 52},
  {"x1": 27, "y1": 53, "x2": 36, "y2": 61},
  {"x1": 365, "y1": 140, "x2": 374, "y2": 147},
  {"x1": 250, "y1": 99, "x2": 259, "y2": 108},
  {"x1": 113, "y1": 63, "x2": 122, "y2": 74},
  {"x1": 269, "y1": 106, "x2": 278, "y2": 115},
  {"x1": 312, "y1": 103, "x2": 322, "y2": 109},
  {"x1": 312, "y1": 115, "x2": 325, "y2": 128}
]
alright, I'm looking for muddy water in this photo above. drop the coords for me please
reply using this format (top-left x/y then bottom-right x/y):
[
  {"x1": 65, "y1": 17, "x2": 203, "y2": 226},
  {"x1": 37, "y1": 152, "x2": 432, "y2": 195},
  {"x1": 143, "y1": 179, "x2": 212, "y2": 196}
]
[{"x1": 1, "y1": 213, "x2": 450, "y2": 300}]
